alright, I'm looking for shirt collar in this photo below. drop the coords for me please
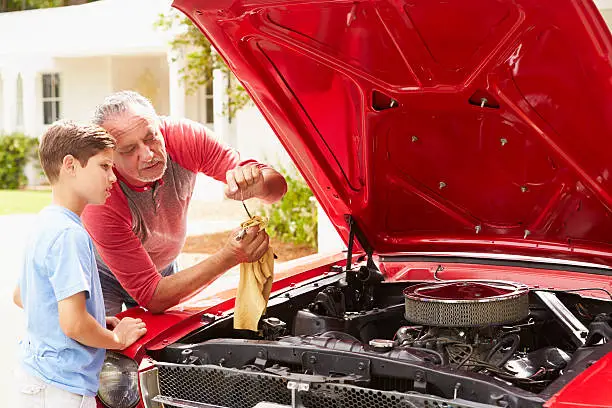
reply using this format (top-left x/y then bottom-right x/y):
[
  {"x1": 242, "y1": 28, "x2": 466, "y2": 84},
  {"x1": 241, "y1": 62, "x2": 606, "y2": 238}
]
[
  {"x1": 114, "y1": 168, "x2": 165, "y2": 192},
  {"x1": 46, "y1": 205, "x2": 82, "y2": 224}
]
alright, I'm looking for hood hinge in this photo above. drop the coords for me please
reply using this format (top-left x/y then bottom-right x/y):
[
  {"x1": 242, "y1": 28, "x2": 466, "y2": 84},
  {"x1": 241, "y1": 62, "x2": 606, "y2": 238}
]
[{"x1": 344, "y1": 214, "x2": 376, "y2": 271}]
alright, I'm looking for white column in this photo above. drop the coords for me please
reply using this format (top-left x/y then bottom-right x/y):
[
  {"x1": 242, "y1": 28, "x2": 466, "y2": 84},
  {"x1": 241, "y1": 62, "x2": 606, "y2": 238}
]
[
  {"x1": 21, "y1": 70, "x2": 37, "y2": 138},
  {"x1": 2, "y1": 69, "x2": 18, "y2": 134},
  {"x1": 193, "y1": 69, "x2": 228, "y2": 202},
  {"x1": 167, "y1": 50, "x2": 185, "y2": 118},
  {"x1": 213, "y1": 68, "x2": 231, "y2": 145},
  {"x1": 317, "y1": 201, "x2": 347, "y2": 254}
]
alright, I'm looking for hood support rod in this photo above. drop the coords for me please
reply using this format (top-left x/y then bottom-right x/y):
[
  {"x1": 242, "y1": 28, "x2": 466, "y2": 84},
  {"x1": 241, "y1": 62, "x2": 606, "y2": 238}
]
[{"x1": 344, "y1": 214, "x2": 375, "y2": 271}]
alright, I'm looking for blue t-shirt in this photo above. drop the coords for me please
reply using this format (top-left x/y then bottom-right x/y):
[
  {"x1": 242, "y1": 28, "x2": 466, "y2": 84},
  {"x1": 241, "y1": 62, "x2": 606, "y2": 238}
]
[{"x1": 19, "y1": 205, "x2": 106, "y2": 397}]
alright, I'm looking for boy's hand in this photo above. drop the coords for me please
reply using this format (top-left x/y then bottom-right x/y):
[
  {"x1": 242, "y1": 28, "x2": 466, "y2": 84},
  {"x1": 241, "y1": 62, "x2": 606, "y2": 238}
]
[
  {"x1": 13, "y1": 285, "x2": 22, "y2": 308},
  {"x1": 106, "y1": 316, "x2": 120, "y2": 329},
  {"x1": 112, "y1": 317, "x2": 147, "y2": 350}
]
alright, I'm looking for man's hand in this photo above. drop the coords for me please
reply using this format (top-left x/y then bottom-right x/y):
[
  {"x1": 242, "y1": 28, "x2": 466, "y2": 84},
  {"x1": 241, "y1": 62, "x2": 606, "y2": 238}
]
[
  {"x1": 224, "y1": 164, "x2": 265, "y2": 201},
  {"x1": 222, "y1": 225, "x2": 270, "y2": 264}
]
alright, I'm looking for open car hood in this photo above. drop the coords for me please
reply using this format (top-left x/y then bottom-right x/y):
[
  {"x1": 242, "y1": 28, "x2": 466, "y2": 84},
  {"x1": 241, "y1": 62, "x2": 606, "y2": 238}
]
[{"x1": 174, "y1": 0, "x2": 612, "y2": 267}]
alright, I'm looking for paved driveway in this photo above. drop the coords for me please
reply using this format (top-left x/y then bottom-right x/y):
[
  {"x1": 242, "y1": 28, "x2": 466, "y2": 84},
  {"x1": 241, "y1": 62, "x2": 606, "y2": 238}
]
[{"x1": 0, "y1": 214, "x2": 36, "y2": 405}]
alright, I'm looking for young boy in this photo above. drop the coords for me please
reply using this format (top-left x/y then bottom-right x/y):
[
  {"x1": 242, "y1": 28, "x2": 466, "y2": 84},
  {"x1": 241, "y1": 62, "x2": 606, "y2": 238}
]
[{"x1": 12, "y1": 120, "x2": 147, "y2": 407}]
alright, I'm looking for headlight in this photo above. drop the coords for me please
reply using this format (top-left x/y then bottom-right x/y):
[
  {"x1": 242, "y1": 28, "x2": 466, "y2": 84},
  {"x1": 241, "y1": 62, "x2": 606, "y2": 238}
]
[{"x1": 98, "y1": 351, "x2": 140, "y2": 408}]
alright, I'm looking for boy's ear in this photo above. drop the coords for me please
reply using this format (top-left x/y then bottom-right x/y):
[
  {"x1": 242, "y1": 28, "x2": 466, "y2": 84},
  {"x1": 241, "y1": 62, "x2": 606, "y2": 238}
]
[{"x1": 61, "y1": 154, "x2": 78, "y2": 176}]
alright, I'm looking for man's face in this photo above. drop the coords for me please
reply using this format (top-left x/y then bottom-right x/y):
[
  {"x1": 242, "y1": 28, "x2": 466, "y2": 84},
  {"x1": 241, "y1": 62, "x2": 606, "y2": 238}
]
[{"x1": 102, "y1": 105, "x2": 168, "y2": 185}]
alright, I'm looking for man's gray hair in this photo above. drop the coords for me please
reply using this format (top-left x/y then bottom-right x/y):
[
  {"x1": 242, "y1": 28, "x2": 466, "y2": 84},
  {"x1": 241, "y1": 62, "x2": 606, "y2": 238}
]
[{"x1": 92, "y1": 90, "x2": 157, "y2": 125}]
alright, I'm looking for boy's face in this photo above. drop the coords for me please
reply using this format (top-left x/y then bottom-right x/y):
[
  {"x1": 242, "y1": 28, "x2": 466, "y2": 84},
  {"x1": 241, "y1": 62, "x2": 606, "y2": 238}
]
[
  {"x1": 73, "y1": 148, "x2": 117, "y2": 205},
  {"x1": 102, "y1": 104, "x2": 168, "y2": 186}
]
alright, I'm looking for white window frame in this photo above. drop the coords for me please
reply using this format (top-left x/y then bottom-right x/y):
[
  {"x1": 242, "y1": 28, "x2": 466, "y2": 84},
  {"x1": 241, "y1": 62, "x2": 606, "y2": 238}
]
[
  {"x1": 204, "y1": 80, "x2": 214, "y2": 126},
  {"x1": 42, "y1": 73, "x2": 61, "y2": 125},
  {"x1": 195, "y1": 80, "x2": 214, "y2": 127},
  {"x1": 16, "y1": 74, "x2": 23, "y2": 131}
]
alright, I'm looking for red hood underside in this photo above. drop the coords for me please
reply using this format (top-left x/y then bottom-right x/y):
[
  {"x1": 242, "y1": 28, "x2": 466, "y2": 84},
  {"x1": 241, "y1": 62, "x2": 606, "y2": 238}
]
[{"x1": 174, "y1": 0, "x2": 612, "y2": 267}]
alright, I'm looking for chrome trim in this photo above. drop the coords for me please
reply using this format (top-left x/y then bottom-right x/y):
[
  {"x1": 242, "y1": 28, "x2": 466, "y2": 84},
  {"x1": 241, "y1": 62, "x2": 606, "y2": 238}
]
[
  {"x1": 382, "y1": 251, "x2": 612, "y2": 270},
  {"x1": 152, "y1": 396, "x2": 226, "y2": 408},
  {"x1": 534, "y1": 290, "x2": 588, "y2": 346},
  {"x1": 403, "y1": 280, "x2": 529, "y2": 304},
  {"x1": 139, "y1": 366, "x2": 163, "y2": 408}
]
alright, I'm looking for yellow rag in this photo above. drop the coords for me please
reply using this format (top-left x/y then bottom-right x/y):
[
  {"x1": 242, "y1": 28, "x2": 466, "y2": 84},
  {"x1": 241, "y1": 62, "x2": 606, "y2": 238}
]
[{"x1": 233, "y1": 216, "x2": 275, "y2": 331}]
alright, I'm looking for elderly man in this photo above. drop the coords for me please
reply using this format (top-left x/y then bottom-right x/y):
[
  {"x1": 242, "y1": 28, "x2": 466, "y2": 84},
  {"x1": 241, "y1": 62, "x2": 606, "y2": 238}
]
[{"x1": 82, "y1": 91, "x2": 287, "y2": 314}]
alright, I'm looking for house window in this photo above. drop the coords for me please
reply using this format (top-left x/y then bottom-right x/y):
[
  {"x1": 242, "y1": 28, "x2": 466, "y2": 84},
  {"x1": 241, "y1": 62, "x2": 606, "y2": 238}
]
[
  {"x1": 16, "y1": 74, "x2": 23, "y2": 130},
  {"x1": 42, "y1": 73, "x2": 61, "y2": 125},
  {"x1": 205, "y1": 80, "x2": 214, "y2": 125},
  {"x1": 191, "y1": 79, "x2": 215, "y2": 127}
]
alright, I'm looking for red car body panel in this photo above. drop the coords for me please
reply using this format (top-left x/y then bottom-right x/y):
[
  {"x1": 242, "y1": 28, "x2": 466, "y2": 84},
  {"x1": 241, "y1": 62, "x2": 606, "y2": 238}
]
[
  {"x1": 173, "y1": 0, "x2": 612, "y2": 268},
  {"x1": 542, "y1": 352, "x2": 612, "y2": 407},
  {"x1": 105, "y1": 0, "x2": 612, "y2": 407},
  {"x1": 118, "y1": 252, "x2": 348, "y2": 360}
]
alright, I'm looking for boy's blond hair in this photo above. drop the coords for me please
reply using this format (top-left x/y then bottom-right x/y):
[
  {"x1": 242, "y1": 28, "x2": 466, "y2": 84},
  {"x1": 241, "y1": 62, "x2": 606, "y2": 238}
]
[{"x1": 39, "y1": 120, "x2": 115, "y2": 184}]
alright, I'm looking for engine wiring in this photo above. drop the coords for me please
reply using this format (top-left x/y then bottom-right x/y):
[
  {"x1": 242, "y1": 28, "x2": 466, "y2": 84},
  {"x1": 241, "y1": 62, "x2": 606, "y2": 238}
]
[
  {"x1": 394, "y1": 327, "x2": 555, "y2": 389},
  {"x1": 575, "y1": 303, "x2": 593, "y2": 319},
  {"x1": 536, "y1": 287, "x2": 612, "y2": 300}
]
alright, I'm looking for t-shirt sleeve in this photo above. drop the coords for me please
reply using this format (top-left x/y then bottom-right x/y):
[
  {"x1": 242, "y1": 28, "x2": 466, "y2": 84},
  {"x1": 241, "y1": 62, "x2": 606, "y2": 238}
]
[
  {"x1": 161, "y1": 117, "x2": 268, "y2": 181},
  {"x1": 82, "y1": 203, "x2": 161, "y2": 308},
  {"x1": 46, "y1": 228, "x2": 94, "y2": 301}
]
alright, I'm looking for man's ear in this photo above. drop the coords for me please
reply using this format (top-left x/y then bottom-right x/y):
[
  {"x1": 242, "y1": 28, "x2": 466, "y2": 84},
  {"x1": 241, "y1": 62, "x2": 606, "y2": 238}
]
[{"x1": 61, "y1": 154, "x2": 78, "y2": 176}]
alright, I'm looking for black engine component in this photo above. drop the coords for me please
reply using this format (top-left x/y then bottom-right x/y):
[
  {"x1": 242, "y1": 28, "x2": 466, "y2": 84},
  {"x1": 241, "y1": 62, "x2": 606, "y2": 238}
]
[
  {"x1": 294, "y1": 304, "x2": 404, "y2": 343},
  {"x1": 281, "y1": 334, "x2": 442, "y2": 364},
  {"x1": 308, "y1": 286, "x2": 346, "y2": 317},
  {"x1": 340, "y1": 264, "x2": 384, "y2": 312},
  {"x1": 584, "y1": 313, "x2": 612, "y2": 346},
  {"x1": 504, "y1": 347, "x2": 571, "y2": 380},
  {"x1": 261, "y1": 317, "x2": 287, "y2": 340},
  {"x1": 486, "y1": 333, "x2": 521, "y2": 367}
]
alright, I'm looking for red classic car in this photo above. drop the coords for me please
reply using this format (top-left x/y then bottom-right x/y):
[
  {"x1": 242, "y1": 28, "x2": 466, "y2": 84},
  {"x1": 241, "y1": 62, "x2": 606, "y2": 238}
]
[{"x1": 96, "y1": 0, "x2": 612, "y2": 407}]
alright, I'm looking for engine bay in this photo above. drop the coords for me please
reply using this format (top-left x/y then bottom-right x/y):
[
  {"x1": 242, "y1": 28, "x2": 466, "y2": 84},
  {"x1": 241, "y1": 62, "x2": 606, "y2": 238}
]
[{"x1": 153, "y1": 263, "x2": 612, "y2": 408}]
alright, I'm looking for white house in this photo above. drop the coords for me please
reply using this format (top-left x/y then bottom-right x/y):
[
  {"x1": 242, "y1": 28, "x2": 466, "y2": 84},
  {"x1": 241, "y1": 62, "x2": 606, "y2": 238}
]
[{"x1": 0, "y1": 0, "x2": 293, "y2": 170}]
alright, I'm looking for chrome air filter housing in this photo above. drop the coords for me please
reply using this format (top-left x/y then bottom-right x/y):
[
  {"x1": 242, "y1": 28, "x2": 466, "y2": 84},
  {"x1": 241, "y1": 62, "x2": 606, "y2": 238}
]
[{"x1": 403, "y1": 280, "x2": 529, "y2": 327}]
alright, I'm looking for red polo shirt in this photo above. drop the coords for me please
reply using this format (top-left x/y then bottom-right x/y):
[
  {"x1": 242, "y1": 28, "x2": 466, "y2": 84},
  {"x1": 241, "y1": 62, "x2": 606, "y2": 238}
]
[{"x1": 82, "y1": 117, "x2": 262, "y2": 308}]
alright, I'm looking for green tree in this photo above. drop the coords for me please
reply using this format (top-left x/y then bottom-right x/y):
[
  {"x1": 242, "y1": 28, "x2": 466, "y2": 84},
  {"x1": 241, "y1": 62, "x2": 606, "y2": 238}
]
[
  {"x1": 155, "y1": 11, "x2": 250, "y2": 120},
  {"x1": 0, "y1": 133, "x2": 39, "y2": 189},
  {"x1": 156, "y1": 12, "x2": 318, "y2": 248},
  {"x1": 260, "y1": 165, "x2": 318, "y2": 249},
  {"x1": 0, "y1": 0, "x2": 94, "y2": 13}
]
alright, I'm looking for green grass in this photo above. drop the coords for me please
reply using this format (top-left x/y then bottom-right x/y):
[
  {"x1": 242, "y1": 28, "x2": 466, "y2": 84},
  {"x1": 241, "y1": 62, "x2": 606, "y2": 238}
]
[{"x1": 0, "y1": 189, "x2": 52, "y2": 215}]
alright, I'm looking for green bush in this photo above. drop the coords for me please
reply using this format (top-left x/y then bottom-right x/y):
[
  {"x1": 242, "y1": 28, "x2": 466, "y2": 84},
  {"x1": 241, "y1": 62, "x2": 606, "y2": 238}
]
[
  {"x1": 0, "y1": 133, "x2": 39, "y2": 189},
  {"x1": 261, "y1": 166, "x2": 318, "y2": 249}
]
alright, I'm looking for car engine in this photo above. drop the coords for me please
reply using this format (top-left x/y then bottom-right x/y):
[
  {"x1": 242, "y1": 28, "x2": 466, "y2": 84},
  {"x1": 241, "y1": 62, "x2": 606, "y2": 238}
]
[
  {"x1": 154, "y1": 265, "x2": 612, "y2": 408},
  {"x1": 284, "y1": 278, "x2": 575, "y2": 392}
]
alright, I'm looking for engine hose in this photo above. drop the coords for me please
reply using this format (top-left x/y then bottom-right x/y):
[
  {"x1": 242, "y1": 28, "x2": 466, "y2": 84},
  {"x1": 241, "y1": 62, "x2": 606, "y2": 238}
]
[
  {"x1": 485, "y1": 333, "x2": 521, "y2": 367},
  {"x1": 400, "y1": 346, "x2": 446, "y2": 365}
]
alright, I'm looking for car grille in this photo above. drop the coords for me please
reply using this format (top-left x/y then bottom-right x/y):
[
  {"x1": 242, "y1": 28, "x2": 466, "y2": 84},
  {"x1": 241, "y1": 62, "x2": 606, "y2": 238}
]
[
  {"x1": 155, "y1": 362, "x2": 478, "y2": 408},
  {"x1": 158, "y1": 363, "x2": 292, "y2": 407}
]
